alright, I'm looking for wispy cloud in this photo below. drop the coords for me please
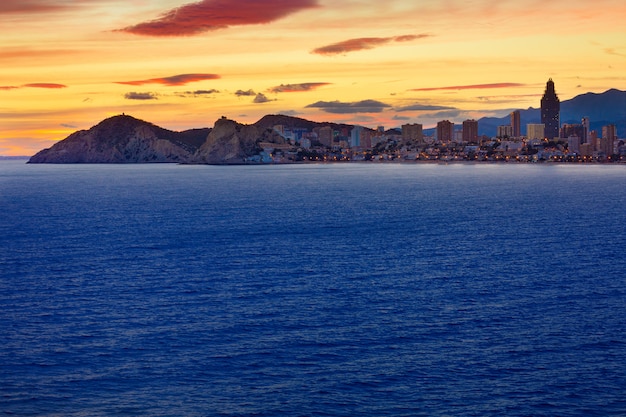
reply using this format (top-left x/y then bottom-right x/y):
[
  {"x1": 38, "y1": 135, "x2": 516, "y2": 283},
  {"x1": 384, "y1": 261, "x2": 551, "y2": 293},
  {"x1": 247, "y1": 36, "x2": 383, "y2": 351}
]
[
  {"x1": 124, "y1": 92, "x2": 158, "y2": 100},
  {"x1": 118, "y1": 0, "x2": 319, "y2": 37},
  {"x1": 268, "y1": 82, "x2": 331, "y2": 93},
  {"x1": 422, "y1": 109, "x2": 464, "y2": 119},
  {"x1": 312, "y1": 34, "x2": 431, "y2": 56},
  {"x1": 395, "y1": 103, "x2": 458, "y2": 112},
  {"x1": 1, "y1": 83, "x2": 67, "y2": 90},
  {"x1": 23, "y1": 83, "x2": 67, "y2": 89},
  {"x1": 306, "y1": 99, "x2": 391, "y2": 114},
  {"x1": 117, "y1": 74, "x2": 220, "y2": 86},
  {"x1": 411, "y1": 83, "x2": 525, "y2": 91},
  {"x1": 604, "y1": 48, "x2": 626, "y2": 58},
  {"x1": 0, "y1": 1, "x2": 69, "y2": 14}
]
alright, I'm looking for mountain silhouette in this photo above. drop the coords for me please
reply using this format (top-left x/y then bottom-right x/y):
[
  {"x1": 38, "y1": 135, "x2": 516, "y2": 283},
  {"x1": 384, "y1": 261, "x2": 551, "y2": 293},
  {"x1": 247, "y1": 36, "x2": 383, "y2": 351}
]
[{"x1": 474, "y1": 88, "x2": 625, "y2": 137}]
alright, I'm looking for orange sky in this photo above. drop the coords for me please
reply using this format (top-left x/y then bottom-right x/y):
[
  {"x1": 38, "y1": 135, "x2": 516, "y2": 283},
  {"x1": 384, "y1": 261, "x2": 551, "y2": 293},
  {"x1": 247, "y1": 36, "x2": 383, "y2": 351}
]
[{"x1": 1, "y1": 0, "x2": 625, "y2": 156}]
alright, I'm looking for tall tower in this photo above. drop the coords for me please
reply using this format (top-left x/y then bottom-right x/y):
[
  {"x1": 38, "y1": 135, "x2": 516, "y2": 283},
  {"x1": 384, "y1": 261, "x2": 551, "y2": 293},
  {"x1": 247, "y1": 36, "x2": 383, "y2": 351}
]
[
  {"x1": 510, "y1": 110, "x2": 521, "y2": 138},
  {"x1": 541, "y1": 78, "x2": 560, "y2": 140},
  {"x1": 436, "y1": 120, "x2": 454, "y2": 143},
  {"x1": 462, "y1": 119, "x2": 478, "y2": 143},
  {"x1": 581, "y1": 117, "x2": 590, "y2": 143}
]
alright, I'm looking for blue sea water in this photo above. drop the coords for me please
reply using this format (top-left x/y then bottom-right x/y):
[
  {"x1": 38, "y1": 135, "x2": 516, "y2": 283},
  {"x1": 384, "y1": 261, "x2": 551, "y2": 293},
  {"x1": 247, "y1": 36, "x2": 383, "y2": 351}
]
[{"x1": 1, "y1": 160, "x2": 626, "y2": 416}]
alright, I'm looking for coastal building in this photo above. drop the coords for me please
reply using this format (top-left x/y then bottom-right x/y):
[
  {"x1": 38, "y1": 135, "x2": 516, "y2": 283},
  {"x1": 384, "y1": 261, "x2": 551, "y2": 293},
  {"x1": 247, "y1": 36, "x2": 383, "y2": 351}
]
[
  {"x1": 541, "y1": 78, "x2": 560, "y2": 140},
  {"x1": 402, "y1": 123, "x2": 423, "y2": 143},
  {"x1": 567, "y1": 135, "x2": 581, "y2": 154},
  {"x1": 510, "y1": 110, "x2": 521, "y2": 138},
  {"x1": 588, "y1": 130, "x2": 598, "y2": 150},
  {"x1": 581, "y1": 117, "x2": 590, "y2": 142},
  {"x1": 601, "y1": 124, "x2": 617, "y2": 156},
  {"x1": 527, "y1": 123, "x2": 545, "y2": 140},
  {"x1": 602, "y1": 124, "x2": 617, "y2": 141},
  {"x1": 497, "y1": 125, "x2": 513, "y2": 138},
  {"x1": 462, "y1": 119, "x2": 479, "y2": 143},
  {"x1": 317, "y1": 126, "x2": 333, "y2": 147},
  {"x1": 436, "y1": 120, "x2": 454, "y2": 143},
  {"x1": 350, "y1": 126, "x2": 363, "y2": 148},
  {"x1": 561, "y1": 124, "x2": 585, "y2": 144}
]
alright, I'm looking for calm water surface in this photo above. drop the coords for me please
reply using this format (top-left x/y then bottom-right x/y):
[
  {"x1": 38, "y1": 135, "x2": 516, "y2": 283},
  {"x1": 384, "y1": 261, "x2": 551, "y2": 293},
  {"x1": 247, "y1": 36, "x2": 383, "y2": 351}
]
[{"x1": 1, "y1": 161, "x2": 626, "y2": 416}]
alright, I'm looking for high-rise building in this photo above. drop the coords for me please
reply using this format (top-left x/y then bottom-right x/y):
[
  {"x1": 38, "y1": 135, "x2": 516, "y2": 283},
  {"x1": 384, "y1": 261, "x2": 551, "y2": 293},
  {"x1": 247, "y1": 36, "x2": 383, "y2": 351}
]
[
  {"x1": 541, "y1": 78, "x2": 560, "y2": 140},
  {"x1": 436, "y1": 120, "x2": 454, "y2": 143},
  {"x1": 497, "y1": 125, "x2": 513, "y2": 138},
  {"x1": 401, "y1": 123, "x2": 423, "y2": 143},
  {"x1": 561, "y1": 124, "x2": 585, "y2": 144},
  {"x1": 601, "y1": 124, "x2": 617, "y2": 156},
  {"x1": 462, "y1": 119, "x2": 479, "y2": 143},
  {"x1": 527, "y1": 124, "x2": 545, "y2": 140},
  {"x1": 510, "y1": 110, "x2": 521, "y2": 138},
  {"x1": 350, "y1": 126, "x2": 363, "y2": 148},
  {"x1": 581, "y1": 117, "x2": 590, "y2": 142},
  {"x1": 317, "y1": 126, "x2": 333, "y2": 147},
  {"x1": 602, "y1": 124, "x2": 617, "y2": 141}
]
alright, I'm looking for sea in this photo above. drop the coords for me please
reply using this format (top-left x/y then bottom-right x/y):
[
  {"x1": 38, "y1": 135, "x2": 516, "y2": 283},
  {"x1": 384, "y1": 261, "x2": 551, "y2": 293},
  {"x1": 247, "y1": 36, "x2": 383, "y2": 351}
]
[{"x1": 1, "y1": 160, "x2": 626, "y2": 416}]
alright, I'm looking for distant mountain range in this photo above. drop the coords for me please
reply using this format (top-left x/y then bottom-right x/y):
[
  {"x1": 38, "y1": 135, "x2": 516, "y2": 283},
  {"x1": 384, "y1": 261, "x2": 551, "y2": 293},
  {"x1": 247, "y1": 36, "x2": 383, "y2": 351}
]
[
  {"x1": 458, "y1": 88, "x2": 626, "y2": 137},
  {"x1": 28, "y1": 89, "x2": 625, "y2": 163}
]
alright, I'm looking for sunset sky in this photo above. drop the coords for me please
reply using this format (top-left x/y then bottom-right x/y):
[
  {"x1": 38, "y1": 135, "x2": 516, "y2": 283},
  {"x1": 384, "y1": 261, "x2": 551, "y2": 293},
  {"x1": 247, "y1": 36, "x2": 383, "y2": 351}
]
[{"x1": 1, "y1": 0, "x2": 625, "y2": 156}]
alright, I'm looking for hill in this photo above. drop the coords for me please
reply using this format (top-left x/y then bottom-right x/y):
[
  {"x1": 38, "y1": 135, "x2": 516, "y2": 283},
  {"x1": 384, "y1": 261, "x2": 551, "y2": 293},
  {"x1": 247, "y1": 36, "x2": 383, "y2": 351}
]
[{"x1": 28, "y1": 115, "x2": 209, "y2": 163}]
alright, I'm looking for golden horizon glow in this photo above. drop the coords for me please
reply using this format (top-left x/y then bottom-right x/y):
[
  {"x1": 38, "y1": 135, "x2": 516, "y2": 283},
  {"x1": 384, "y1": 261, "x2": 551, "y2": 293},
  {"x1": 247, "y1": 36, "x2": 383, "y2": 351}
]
[{"x1": 1, "y1": 0, "x2": 625, "y2": 156}]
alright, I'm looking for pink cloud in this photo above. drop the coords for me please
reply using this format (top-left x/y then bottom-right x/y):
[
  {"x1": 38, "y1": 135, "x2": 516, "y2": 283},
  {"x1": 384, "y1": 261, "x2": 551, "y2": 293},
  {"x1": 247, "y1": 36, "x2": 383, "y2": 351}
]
[
  {"x1": 0, "y1": 86, "x2": 19, "y2": 90},
  {"x1": 411, "y1": 83, "x2": 525, "y2": 91},
  {"x1": 268, "y1": 83, "x2": 331, "y2": 93},
  {"x1": 23, "y1": 83, "x2": 67, "y2": 89},
  {"x1": 312, "y1": 34, "x2": 430, "y2": 56},
  {"x1": 117, "y1": 74, "x2": 220, "y2": 86},
  {"x1": 118, "y1": 0, "x2": 319, "y2": 37}
]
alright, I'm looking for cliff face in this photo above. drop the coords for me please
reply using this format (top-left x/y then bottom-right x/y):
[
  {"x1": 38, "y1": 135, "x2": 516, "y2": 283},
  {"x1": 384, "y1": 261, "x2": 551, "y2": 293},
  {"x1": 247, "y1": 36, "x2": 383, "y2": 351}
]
[
  {"x1": 28, "y1": 115, "x2": 207, "y2": 163},
  {"x1": 194, "y1": 117, "x2": 287, "y2": 164}
]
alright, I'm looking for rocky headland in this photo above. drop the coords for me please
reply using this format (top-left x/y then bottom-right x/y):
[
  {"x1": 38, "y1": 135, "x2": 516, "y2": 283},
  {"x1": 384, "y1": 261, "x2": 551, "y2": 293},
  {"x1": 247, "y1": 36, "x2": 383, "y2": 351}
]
[{"x1": 28, "y1": 115, "x2": 209, "y2": 163}]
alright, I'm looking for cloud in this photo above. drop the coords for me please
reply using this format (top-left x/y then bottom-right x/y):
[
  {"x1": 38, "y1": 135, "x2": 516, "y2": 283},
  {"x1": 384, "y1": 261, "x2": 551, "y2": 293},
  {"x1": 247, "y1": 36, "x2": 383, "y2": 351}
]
[
  {"x1": 392, "y1": 115, "x2": 411, "y2": 121},
  {"x1": 423, "y1": 110, "x2": 463, "y2": 119},
  {"x1": 118, "y1": 0, "x2": 319, "y2": 37},
  {"x1": 253, "y1": 93, "x2": 272, "y2": 103},
  {"x1": 179, "y1": 89, "x2": 220, "y2": 97},
  {"x1": 1, "y1": 83, "x2": 67, "y2": 90},
  {"x1": 124, "y1": 92, "x2": 158, "y2": 100},
  {"x1": 24, "y1": 83, "x2": 67, "y2": 89},
  {"x1": 277, "y1": 110, "x2": 301, "y2": 116},
  {"x1": 411, "y1": 83, "x2": 525, "y2": 91},
  {"x1": 306, "y1": 99, "x2": 391, "y2": 114},
  {"x1": 312, "y1": 34, "x2": 430, "y2": 56},
  {"x1": 268, "y1": 82, "x2": 331, "y2": 93},
  {"x1": 0, "y1": 1, "x2": 69, "y2": 14},
  {"x1": 61, "y1": 123, "x2": 77, "y2": 128},
  {"x1": 117, "y1": 73, "x2": 220, "y2": 86},
  {"x1": 604, "y1": 48, "x2": 626, "y2": 58},
  {"x1": 235, "y1": 89, "x2": 256, "y2": 97},
  {"x1": 395, "y1": 103, "x2": 458, "y2": 112}
]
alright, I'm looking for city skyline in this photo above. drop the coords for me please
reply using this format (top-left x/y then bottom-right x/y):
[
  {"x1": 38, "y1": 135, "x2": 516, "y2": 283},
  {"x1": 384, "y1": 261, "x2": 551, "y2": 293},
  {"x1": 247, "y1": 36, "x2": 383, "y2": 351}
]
[{"x1": 1, "y1": 0, "x2": 625, "y2": 156}]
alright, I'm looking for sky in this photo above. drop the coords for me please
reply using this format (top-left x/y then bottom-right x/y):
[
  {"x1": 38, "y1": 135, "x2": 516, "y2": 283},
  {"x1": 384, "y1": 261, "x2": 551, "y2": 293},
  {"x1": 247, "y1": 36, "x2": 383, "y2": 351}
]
[{"x1": 1, "y1": 0, "x2": 625, "y2": 156}]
